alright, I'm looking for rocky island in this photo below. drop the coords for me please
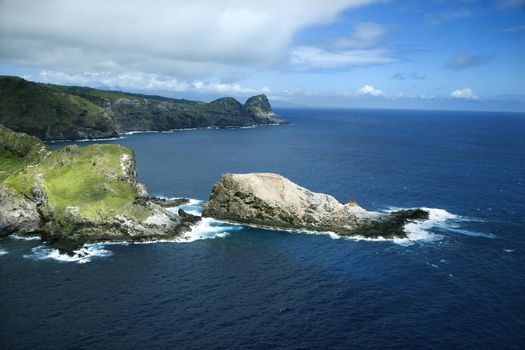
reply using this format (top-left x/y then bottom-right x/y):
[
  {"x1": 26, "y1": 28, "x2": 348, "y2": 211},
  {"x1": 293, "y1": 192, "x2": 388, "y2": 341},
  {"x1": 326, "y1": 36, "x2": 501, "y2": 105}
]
[
  {"x1": 0, "y1": 125, "x2": 199, "y2": 252},
  {"x1": 0, "y1": 76, "x2": 287, "y2": 141},
  {"x1": 203, "y1": 173, "x2": 429, "y2": 238}
]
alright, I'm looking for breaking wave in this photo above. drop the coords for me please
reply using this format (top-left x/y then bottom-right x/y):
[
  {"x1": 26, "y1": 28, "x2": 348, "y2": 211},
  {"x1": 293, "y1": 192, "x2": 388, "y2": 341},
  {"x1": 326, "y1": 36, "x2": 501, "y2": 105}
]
[
  {"x1": 23, "y1": 244, "x2": 113, "y2": 264},
  {"x1": 16, "y1": 200, "x2": 495, "y2": 263},
  {"x1": 9, "y1": 234, "x2": 41, "y2": 241},
  {"x1": 0, "y1": 246, "x2": 8, "y2": 256},
  {"x1": 383, "y1": 207, "x2": 494, "y2": 245},
  {"x1": 176, "y1": 217, "x2": 243, "y2": 242}
]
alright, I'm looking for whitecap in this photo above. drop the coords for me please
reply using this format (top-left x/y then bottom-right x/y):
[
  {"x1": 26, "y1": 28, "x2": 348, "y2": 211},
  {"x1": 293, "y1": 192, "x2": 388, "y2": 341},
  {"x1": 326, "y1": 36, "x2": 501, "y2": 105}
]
[
  {"x1": 47, "y1": 136, "x2": 123, "y2": 143},
  {"x1": 23, "y1": 243, "x2": 112, "y2": 264},
  {"x1": 9, "y1": 234, "x2": 41, "y2": 241},
  {"x1": 163, "y1": 197, "x2": 204, "y2": 216},
  {"x1": 383, "y1": 207, "x2": 494, "y2": 244},
  {"x1": 122, "y1": 130, "x2": 158, "y2": 135},
  {"x1": 176, "y1": 217, "x2": 243, "y2": 242},
  {"x1": 0, "y1": 246, "x2": 8, "y2": 256}
]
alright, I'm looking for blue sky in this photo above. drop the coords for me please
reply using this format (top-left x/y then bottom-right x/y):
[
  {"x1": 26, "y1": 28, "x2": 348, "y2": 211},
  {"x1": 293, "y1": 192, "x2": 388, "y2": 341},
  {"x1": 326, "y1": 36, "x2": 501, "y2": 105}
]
[{"x1": 0, "y1": 0, "x2": 524, "y2": 111}]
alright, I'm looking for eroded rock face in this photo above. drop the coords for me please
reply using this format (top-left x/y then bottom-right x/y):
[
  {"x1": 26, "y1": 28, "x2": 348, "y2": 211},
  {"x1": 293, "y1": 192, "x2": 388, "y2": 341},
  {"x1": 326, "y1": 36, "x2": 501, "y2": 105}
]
[
  {"x1": 0, "y1": 183, "x2": 42, "y2": 237},
  {"x1": 203, "y1": 173, "x2": 428, "y2": 238},
  {"x1": 244, "y1": 95, "x2": 286, "y2": 124}
]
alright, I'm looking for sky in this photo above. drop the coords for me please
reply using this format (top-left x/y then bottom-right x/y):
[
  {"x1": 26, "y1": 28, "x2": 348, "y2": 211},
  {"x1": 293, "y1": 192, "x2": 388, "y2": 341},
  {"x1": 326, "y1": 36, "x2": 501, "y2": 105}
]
[{"x1": 0, "y1": 0, "x2": 524, "y2": 111}]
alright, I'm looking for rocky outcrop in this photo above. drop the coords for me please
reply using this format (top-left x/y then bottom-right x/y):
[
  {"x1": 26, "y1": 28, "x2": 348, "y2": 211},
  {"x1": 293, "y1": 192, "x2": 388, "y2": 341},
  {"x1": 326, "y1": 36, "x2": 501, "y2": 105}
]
[
  {"x1": 0, "y1": 76, "x2": 287, "y2": 141},
  {"x1": 0, "y1": 183, "x2": 42, "y2": 237},
  {"x1": 149, "y1": 197, "x2": 190, "y2": 207},
  {"x1": 244, "y1": 95, "x2": 284, "y2": 124},
  {"x1": 203, "y1": 173, "x2": 428, "y2": 238},
  {"x1": 0, "y1": 126, "x2": 200, "y2": 252}
]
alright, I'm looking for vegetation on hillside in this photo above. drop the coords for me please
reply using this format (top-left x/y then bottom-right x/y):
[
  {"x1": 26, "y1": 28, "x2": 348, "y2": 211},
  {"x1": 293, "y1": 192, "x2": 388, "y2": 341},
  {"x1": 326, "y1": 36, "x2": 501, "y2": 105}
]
[{"x1": 0, "y1": 76, "x2": 286, "y2": 141}]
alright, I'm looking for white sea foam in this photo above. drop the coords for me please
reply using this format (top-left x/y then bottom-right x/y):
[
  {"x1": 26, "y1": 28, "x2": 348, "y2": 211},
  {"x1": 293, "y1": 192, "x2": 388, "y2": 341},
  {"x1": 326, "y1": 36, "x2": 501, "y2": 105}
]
[
  {"x1": 176, "y1": 217, "x2": 243, "y2": 242},
  {"x1": 0, "y1": 246, "x2": 8, "y2": 256},
  {"x1": 383, "y1": 207, "x2": 495, "y2": 244},
  {"x1": 47, "y1": 136, "x2": 123, "y2": 143},
  {"x1": 151, "y1": 197, "x2": 241, "y2": 242},
  {"x1": 9, "y1": 234, "x2": 41, "y2": 241},
  {"x1": 263, "y1": 207, "x2": 492, "y2": 246},
  {"x1": 23, "y1": 243, "x2": 113, "y2": 264},
  {"x1": 122, "y1": 130, "x2": 158, "y2": 135},
  {"x1": 161, "y1": 197, "x2": 204, "y2": 216}
]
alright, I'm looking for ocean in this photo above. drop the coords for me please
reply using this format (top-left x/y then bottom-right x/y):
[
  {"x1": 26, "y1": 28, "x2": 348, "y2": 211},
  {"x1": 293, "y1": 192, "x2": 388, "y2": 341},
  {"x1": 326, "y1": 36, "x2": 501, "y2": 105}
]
[{"x1": 1, "y1": 108, "x2": 524, "y2": 349}]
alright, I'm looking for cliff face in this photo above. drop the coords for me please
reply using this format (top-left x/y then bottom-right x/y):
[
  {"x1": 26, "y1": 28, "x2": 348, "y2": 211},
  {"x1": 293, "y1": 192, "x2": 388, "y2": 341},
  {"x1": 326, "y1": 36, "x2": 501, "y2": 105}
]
[
  {"x1": 244, "y1": 95, "x2": 284, "y2": 124},
  {"x1": 0, "y1": 76, "x2": 287, "y2": 141},
  {"x1": 203, "y1": 173, "x2": 429, "y2": 238},
  {"x1": 0, "y1": 125, "x2": 199, "y2": 251}
]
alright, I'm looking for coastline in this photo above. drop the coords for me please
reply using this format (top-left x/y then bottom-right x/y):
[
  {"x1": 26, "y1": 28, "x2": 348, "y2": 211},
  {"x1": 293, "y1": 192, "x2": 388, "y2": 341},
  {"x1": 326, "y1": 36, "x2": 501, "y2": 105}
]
[{"x1": 45, "y1": 122, "x2": 287, "y2": 143}]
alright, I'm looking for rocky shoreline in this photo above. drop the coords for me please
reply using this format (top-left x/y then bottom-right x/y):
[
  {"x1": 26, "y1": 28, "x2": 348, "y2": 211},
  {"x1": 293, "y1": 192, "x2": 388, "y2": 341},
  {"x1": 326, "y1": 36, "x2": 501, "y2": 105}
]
[{"x1": 2, "y1": 126, "x2": 432, "y2": 254}]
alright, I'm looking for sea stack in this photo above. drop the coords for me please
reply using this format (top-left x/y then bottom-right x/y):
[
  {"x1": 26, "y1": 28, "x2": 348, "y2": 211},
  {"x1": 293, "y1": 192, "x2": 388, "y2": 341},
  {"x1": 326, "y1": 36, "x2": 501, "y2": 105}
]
[{"x1": 203, "y1": 173, "x2": 428, "y2": 238}]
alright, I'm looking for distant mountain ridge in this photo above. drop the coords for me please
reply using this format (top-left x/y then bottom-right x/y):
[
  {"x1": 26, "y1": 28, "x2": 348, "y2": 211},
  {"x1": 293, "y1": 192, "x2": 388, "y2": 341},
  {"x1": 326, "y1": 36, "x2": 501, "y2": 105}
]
[{"x1": 0, "y1": 76, "x2": 287, "y2": 141}]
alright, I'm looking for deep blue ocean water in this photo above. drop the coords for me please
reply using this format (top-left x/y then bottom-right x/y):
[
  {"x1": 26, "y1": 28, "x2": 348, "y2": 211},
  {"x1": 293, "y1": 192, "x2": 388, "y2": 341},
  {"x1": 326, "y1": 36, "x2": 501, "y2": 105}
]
[{"x1": 1, "y1": 108, "x2": 524, "y2": 349}]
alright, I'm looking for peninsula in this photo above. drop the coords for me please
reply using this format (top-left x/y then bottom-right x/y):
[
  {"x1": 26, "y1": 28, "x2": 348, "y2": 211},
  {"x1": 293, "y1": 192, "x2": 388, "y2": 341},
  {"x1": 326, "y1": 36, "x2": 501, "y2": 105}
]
[{"x1": 0, "y1": 76, "x2": 287, "y2": 141}]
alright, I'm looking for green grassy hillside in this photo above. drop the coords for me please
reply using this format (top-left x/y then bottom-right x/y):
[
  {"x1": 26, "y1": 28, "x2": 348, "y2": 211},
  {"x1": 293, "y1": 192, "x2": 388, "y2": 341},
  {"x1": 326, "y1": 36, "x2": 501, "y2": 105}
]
[
  {"x1": 0, "y1": 124, "x2": 50, "y2": 181},
  {"x1": 0, "y1": 76, "x2": 118, "y2": 140},
  {"x1": 0, "y1": 76, "x2": 287, "y2": 141}
]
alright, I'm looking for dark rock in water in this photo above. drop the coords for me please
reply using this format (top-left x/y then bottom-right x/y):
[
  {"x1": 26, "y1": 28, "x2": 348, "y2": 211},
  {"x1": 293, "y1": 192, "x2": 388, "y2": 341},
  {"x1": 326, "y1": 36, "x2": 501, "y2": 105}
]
[
  {"x1": 203, "y1": 173, "x2": 429, "y2": 239},
  {"x1": 149, "y1": 197, "x2": 190, "y2": 207},
  {"x1": 0, "y1": 76, "x2": 287, "y2": 141},
  {"x1": 357, "y1": 209, "x2": 429, "y2": 238}
]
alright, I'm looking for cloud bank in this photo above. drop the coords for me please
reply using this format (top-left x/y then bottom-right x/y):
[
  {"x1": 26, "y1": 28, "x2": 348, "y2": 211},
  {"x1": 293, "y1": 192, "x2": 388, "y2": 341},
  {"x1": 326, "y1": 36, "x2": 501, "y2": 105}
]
[
  {"x1": 27, "y1": 70, "x2": 271, "y2": 95},
  {"x1": 0, "y1": 0, "x2": 380, "y2": 79}
]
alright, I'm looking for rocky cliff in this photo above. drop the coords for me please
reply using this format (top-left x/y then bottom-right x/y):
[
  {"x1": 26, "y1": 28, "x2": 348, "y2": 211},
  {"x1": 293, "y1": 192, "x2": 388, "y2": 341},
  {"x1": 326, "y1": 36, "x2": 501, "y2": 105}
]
[
  {"x1": 0, "y1": 125, "x2": 199, "y2": 252},
  {"x1": 203, "y1": 173, "x2": 428, "y2": 238},
  {"x1": 0, "y1": 76, "x2": 287, "y2": 141}
]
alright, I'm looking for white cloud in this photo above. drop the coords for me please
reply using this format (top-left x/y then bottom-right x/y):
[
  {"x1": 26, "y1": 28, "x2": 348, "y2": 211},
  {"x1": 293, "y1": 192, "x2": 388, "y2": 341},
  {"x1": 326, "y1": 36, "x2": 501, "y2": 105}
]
[
  {"x1": 335, "y1": 22, "x2": 389, "y2": 49},
  {"x1": 354, "y1": 85, "x2": 384, "y2": 96},
  {"x1": 29, "y1": 71, "x2": 271, "y2": 95},
  {"x1": 0, "y1": 0, "x2": 381, "y2": 79},
  {"x1": 290, "y1": 47, "x2": 395, "y2": 69},
  {"x1": 450, "y1": 88, "x2": 480, "y2": 100}
]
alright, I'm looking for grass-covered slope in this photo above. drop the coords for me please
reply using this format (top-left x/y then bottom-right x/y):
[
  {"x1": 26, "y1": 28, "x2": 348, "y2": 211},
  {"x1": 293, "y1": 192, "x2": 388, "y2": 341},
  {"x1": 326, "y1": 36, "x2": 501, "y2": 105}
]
[
  {"x1": 5, "y1": 143, "x2": 151, "y2": 226},
  {"x1": 1, "y1": 125, "x2": 198, "y2": 248},
  {"x1": 0, "y1": 76, "x2": 287, "y2": 141},
  {"x1": 0, "y1": 76, "x2": 118, "y2": 140},
  {"x1": 0, "y1": 124, "x2": 50, "y2": 181}
]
